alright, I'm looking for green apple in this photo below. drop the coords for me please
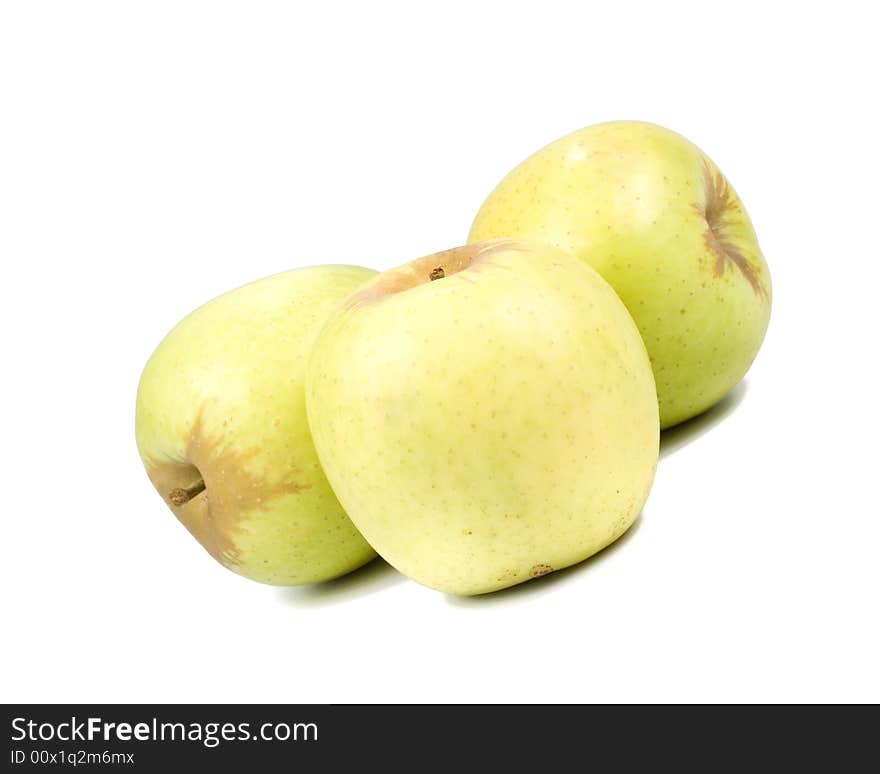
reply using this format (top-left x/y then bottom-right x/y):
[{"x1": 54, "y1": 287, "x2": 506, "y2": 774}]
[
  {"x1": 135, "y1": 265, "x2": 378, "y2": 585},
  {"x1": 305, "y1": 239, "x2": 659, "y2": 595},
  {"x1": 469, "y1": 121, "x2": 771, "y2": 428}
]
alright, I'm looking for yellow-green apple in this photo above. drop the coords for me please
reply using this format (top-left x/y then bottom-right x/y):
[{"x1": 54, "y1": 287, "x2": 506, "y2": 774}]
[
  {"x1": 469, "y1": 121, "x2": 772, "y2": 428},
  {"x1": 305, "y1": 239, "x2": 659, "y2": 595},
  {"x1": 135, "y1": 265, "x2": 377, "y2": 585}
]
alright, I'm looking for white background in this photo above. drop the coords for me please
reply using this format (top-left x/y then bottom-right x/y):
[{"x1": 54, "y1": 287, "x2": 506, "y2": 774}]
[{"x1": 2, "y1": 1, "x2": 878, "y2": 703}]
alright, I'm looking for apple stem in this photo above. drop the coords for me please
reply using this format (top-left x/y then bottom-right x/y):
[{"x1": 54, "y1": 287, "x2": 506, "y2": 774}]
[
  {"x1": 429, "y1": 266, "x2": 445, "y2": 281},
  {"x1": 168, "y1": 480, "x2": 206, "y2": 506}
]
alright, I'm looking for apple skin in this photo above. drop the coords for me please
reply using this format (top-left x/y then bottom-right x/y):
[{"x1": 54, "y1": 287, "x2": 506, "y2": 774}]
[
  {"x1": 469, "y1": 121, "x2": 771, "y2": 429},
  {"x1": 305, "y1": 239, "x2": 659, "y2": 595},
  {"x1": 135, "y1": 265, "x2": 378, "y2": 585}
]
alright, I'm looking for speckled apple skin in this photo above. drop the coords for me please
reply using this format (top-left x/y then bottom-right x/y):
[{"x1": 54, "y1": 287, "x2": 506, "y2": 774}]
[
  {"x1": 306, "y1": 240, "x2": 659, "y2": 595},
  {"x1": 469, "y1": 121, "x2": 771, "y2": 428},
  {"x1": 136, "y1": 265, "x2": 378, "y2": 585}
]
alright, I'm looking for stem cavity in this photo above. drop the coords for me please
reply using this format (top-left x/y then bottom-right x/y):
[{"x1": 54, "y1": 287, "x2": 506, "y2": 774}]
[{"x1": 168, "y1": 479, "x2": 206, "y2": 506}]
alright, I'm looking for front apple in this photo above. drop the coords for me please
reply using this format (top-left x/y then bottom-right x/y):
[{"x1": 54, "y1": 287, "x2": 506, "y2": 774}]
[{"x1": 306, "y1": 239, "x2": 659, "y2": 595}]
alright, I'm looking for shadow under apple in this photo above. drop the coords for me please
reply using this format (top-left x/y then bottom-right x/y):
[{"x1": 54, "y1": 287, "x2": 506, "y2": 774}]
[
  {"x1": 278, "y1": 556, "x2": 406, "y2": 607},
  {"x1": 660, "y1": 380, "x2": 748, "y2": 458}
]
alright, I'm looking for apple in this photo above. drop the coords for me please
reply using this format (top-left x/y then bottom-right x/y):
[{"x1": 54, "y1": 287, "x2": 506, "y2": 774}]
[
  {"x1": 135, "y1": 265, "x2": 378, "y2": 585},
  {"x1": 305, "y1": 239, "x2": 659, "y2": 595},
  {"x1": 469, "y1": 121, "x2": 772, "y2": 428}
]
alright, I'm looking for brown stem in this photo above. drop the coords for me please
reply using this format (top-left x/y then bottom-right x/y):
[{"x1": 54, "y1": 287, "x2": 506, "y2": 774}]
[{"x1": 168, "y1": 479, "x2": 206, "y2": 506}]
